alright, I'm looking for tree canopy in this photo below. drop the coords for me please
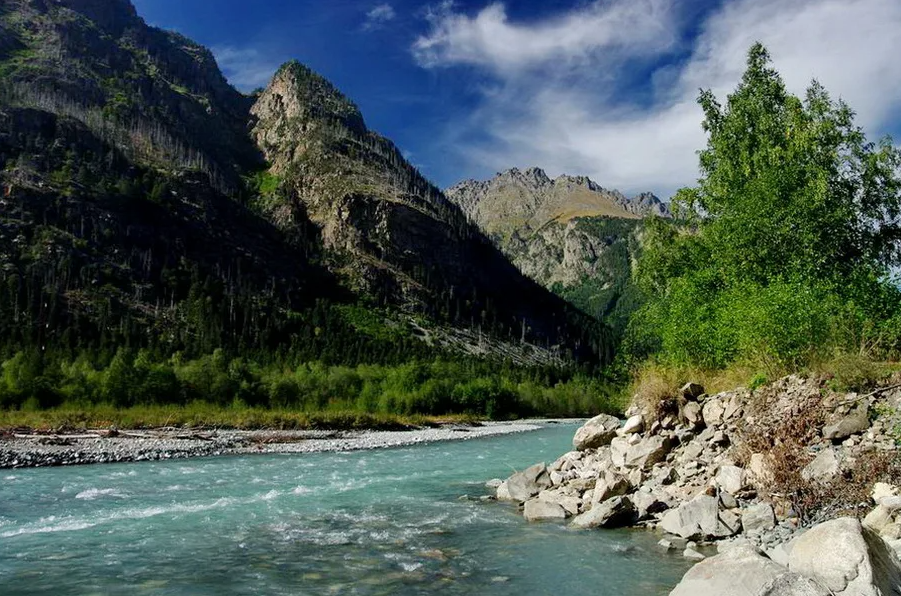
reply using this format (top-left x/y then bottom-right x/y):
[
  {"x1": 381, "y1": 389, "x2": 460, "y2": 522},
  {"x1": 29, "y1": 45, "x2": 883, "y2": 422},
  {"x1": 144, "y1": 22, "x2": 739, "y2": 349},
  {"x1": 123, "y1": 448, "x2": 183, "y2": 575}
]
[{"x1": 629, "y1": 43, "x2": 901, "y2": 371}]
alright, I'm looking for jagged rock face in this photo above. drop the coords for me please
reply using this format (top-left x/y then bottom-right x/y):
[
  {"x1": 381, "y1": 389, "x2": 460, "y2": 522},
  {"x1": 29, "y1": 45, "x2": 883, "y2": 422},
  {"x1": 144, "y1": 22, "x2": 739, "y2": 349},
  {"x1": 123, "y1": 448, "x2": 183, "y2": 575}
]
[
  {"x1": 250, "y1": 63, "x2": 610, "y2": 360},
  {"x1": 447, "y1": 167, "x2": 669, "y2": 234},
  {"x1": 447, "y1": 168, "x2": 664, "y2": 331},
  {"x1": 1, "y1": 0, "x2": 259, "y2": 187}
]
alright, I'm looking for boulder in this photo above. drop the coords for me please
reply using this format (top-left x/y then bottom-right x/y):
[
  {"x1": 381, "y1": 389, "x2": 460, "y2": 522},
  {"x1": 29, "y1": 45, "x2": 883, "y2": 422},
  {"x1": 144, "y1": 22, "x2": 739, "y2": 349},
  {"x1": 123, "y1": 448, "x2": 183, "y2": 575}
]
[
  {"x1": 683, "y1": 548, "x2": 706, "y2": 560},
  {"x1": 660, "y1": 495, "x2": 739, "y2": 540},
  {"x1": 621, "y1": 415, "x2": 644, "y2": 435},
  {"x1": 495, "y1": 481, "x2": 512, "y2": 501},
  {"x1": 716, "y1": 465, "x2": 747, "y2": 495},
  {"x1": 523, "y1": 499, "x2": 567, "y2": 521},
  {"x1": 624, "y1": 435, "x2": 675, "y2": 469},
  {"x1": 633, "y1": 490, "x2": 670, "y2": 520},
  {"x1": 573, "y1": 414, "x2": 621, "y2": 451},
  {"x1": 800, "y1": 448, "x2": 840, "y2": 483},
  {"x1": 759, "y1": 574, "x2": 830, "y2": 596},
  {"x1": 592, "y1": 473, "x2": 632, "y2": 504},
  {"x1": 702, "y1": 399, "x2": 725, "y2": 426},
  {"x1": 749, "y1": 453, "x2": 774, "y2": 485},
  {"x1": 506, "y1": 463, "x2": 552, "y2": 502},
  {"x1": 873, "y1": 483, "x2": 899, "y2": 504},
  {"x1": 537, "y1": 489, "x2": 581, "y2": 516},
  {"x1": 683, "y1": 401, "x2": 704, "y2": 427},
  {"x1": 681, "y1": 382, "x2": 705, "y2": 400},
  {"x1": 788, "y1": 517, "x2": 901, "y2": 596},
  {"x1": 822, "y1": 402, "x2": 870, "y2": 441},
  {"x1": 864, "y1": 505, "x2": 894, "y2": 534},
  {"x1": 743, "y1": 503, "x2": 776, "y2": 534},
  {"x1": 669, "y1": 545, "x2": 787, "y2": 596},
  {"x1": 610, "y1": 437, "x2": 630, "y2": 468},
  {"x1": 570, "y1": 496, "x2": 635, "y2": 529}
]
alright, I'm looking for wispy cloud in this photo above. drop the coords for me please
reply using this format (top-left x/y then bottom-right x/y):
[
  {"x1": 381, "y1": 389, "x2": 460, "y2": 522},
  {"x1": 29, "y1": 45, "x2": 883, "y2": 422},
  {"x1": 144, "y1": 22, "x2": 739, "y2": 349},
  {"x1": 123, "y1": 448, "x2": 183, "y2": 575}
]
[
  {"x1": 363, "y1": 3, "x2": 397, "y2": 31},
  {"x1": 213, "y1": 46, "x2": 282, "y2": 92},
  {"x1": 415, "y1": 0, "x2": 901, "y2": 197}
]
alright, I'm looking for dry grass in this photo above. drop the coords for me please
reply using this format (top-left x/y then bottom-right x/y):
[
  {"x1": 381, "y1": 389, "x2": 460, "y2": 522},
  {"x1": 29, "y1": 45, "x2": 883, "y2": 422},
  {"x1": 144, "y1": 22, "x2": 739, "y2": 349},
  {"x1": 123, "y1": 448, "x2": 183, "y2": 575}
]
[{"x1": 628, "y1": 361, "x2": 773, "y2": 416}]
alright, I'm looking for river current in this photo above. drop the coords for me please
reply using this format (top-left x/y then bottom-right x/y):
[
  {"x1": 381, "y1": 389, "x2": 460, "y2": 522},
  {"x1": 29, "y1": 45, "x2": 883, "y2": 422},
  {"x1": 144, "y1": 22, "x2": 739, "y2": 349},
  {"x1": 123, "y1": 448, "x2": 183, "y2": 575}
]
[{"x1": 0, "y1": 423, "x2": 691, "y2": 595}]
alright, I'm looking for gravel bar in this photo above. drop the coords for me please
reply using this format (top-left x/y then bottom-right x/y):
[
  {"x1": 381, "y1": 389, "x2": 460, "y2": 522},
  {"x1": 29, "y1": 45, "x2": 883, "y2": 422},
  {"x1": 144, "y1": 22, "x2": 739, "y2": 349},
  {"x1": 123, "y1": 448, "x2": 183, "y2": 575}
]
[{"x1": 0, "y1": 421, "x2": 565, "y2": 469}]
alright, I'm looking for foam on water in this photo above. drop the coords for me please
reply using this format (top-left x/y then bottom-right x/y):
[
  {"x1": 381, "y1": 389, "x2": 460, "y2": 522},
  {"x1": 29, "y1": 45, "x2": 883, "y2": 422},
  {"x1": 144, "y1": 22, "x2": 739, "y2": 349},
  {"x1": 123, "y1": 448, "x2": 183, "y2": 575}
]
[{"x1": 75, "y1": 488, "x2": 129, "y2": 500}]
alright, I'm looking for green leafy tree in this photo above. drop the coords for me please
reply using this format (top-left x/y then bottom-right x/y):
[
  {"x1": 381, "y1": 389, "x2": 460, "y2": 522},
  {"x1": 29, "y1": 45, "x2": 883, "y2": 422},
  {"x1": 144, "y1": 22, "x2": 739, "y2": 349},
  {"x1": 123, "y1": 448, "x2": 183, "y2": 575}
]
[{"x1": 630, "y1": 43, "x2": 901, "y2": 370}]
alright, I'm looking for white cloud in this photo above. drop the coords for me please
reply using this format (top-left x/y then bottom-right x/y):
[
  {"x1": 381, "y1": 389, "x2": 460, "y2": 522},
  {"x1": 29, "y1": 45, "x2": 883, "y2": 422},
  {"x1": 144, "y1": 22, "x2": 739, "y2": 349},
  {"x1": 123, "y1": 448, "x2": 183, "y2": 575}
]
[
  {"x1": 213, "y1": 46, "x2": 281, "y2": 91},
  {"x1": 415, "y1": 0, "x2": 901, "y2": 197},
  {"x1": 363, "y1": 3, "x2": 397, "y2": 31},
  {"x1": 413, "y1": 0, "x2": 677, "y2": 73}
]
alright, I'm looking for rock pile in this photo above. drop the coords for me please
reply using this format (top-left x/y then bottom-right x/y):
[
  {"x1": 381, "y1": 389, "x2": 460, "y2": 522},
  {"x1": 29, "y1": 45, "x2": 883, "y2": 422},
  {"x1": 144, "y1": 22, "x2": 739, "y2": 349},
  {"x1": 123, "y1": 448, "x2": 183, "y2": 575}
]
[{"x1": 488, "y1": 375, "x2": 901, "y2": 593}]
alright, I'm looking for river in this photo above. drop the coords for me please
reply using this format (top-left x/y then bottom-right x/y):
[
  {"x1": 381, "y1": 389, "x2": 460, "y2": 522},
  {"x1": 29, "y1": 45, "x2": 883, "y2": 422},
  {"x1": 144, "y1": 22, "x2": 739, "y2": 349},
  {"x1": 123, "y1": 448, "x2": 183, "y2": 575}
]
[{"x1": 0, "y1": 423, "x2": 691, "y2": 595}]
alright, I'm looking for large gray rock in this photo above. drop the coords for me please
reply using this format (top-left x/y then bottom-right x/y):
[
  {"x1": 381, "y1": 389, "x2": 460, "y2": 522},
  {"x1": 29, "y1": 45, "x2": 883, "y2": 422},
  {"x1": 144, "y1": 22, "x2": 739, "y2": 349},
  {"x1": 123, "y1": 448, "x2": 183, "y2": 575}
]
[
  {"x1": 660, "y1": 495, "x2": 740, "y2": 540},
  {"x1": 570, "y1": 496, "x2": 635, "y2": 529},
  {"x1": 624, "y1": 435, "x2": 675, "y2": 469},
  {"x1": 759, "y1": 573, "x2": 830, "y2": 596},
  {"x1": 800, "y1": 448, "x2": 840, "y2": 483},
  {"x1": 681, "y1": 382, "x2": 705, "y2": 400},
  {"x1": 702, "y1": 399, "x2": 726, "y2": 426},
  {"x1": 591, "y1": 473, "x2": 632, "y2": 504},
  {"x1": 788, "y1": 517, "x2": 901, "y2": 596},
  {"x1": 573, "y1": 414, "x2": 621, "y2": 451},
  {"x1": 716, "y1": 465, "x2": 747, "y2": 495},
  {"x1": 683, "y1": 401, "x2": 704, "y2": 427},
  {"x1": 621, "y1": 415, "x2": 644, "y2": 435},
  {"x1": 823, "y1": 402, "x2": 870, "y2": 441},
  {"x1": 506, "y1": 463, "x2": 551, "y2": 502},
  {"x1": 523, "y1": 498, "x2": 567, "y2": 521},
  {"x1": 743, "y1": 503, "x2": 776, "y2": 534},
  {"x1": 669, "y1": 545, "x2": 787, "y2": 596}
]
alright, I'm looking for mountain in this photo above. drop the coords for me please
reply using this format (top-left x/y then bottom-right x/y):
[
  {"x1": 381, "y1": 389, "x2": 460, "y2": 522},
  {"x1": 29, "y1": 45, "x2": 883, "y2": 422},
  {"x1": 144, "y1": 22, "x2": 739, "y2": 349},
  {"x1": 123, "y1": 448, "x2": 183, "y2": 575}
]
[
  {"x1": 0, "y1": 0, "x2": 609, "y2": 367},
  {"x1": 446, "y1": 168, "x2": 670, "y2": 335}
]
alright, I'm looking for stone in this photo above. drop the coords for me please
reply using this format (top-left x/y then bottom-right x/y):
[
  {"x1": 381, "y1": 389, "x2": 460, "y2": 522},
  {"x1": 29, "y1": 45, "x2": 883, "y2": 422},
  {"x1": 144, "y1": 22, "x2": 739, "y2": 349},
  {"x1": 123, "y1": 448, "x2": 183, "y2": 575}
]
[
  {"x1": 702, "y1": 399, "x2": 725, "y2": 426},
  {"x1": 863, "y1": 505, "x2": 894, "y2": 533},
  {"x1": 485, "y1": 478, "x2": 503, "y2": 489},
  {"x1": 681, "y1": 382, "x2": 705, "y2": 400},
  {"x1": 683, "y1": 401, "x2": 703, "y2": 427},
  {"x1": 523, "y1": 498, "x2": 567, "y2": 521},
  {"x1": 742, "y1": 503, "x2": 776, "y2": 534},
  {"x1": 716, "y1": 465, "x2": 747, "y2": 495},
  {"x1": 758, "y1": 574, "x2": 830, "y2": 596},
  {"x1": 573, "y1": 414, "x2": 621, "y2": 451},
  {"x1": 506, "y1": 463, "x2": 552, "y2": 502},
  {"x1": 591, "y1": 474, "x2": 632, "y2": 504},
  {"x1": 624, "y1": 435, "x2": 675, "y2": 469},
  {"x1": 822, "y1": 402, "x2": 870, "y2": 441},
  {"x1": 570, "y1": 496, "x2": 636, "y2": 529},
  {"x1": 669, "y1": 545, "x2": 787, "y2": 596},
  {"x1": 749, "y1": 453, "x2": 774, "y2": 484},
  {"x1": 660, "y1": 495, "x2": 739, "y2": 540},
  {"x1": 720, "y1": 492, "x2": 738, "y2": 510},
  {"x1": 873, "y1": 482, "x2": 899, "y2": 504},
  {"x1": 633, "y1": 491, "x2": 669, "y2": 520},
  {"x1": 881, "y1": 523, "x2": 901, "y2": 541},
  {"x1": 658, "y1": 538, "x2": 675, "y2": 550},
  {"x1": 880, "y1": 495, "x2": 901, "y2": 513},
  {"x1": 800, "y1": 448, "x2": 840, "y2": 483},
  {"x1": 788, "y1": 517, "x2": 901, "y2": 596},
  {"x1": 683, "y1": 548, "x2": 706, "y2": 561},
  {"x1": 621, "y1": 415, "x2": 644, "y2": 435},
  {"x1": 495, "y1": 481, "x2": 512, "y2": 501},
  {"x1": 537, "y1": 490, "x2": 581, "y2": 516},
  {"x1": 610, "y1": 437, "x2": 630, "y2": 468}
]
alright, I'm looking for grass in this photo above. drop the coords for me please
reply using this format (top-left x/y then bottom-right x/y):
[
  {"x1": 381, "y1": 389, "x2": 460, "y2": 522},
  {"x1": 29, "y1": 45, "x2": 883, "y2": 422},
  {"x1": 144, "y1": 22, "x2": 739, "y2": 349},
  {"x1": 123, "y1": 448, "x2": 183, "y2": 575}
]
[{"x1": 0, "y1": 403, "x2": 482, "y2": 433}]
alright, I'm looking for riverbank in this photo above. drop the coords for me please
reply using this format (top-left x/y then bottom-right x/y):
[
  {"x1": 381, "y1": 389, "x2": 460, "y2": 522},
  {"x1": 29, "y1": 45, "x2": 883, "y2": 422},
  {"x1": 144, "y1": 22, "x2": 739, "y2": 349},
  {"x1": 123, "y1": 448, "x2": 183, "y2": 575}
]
[
  {"x1": 0, "y1": 420, "x2": 555, "y2": 468},
  {"x1": 487, "y1": 374, "x2": 901, "y2": 593}
]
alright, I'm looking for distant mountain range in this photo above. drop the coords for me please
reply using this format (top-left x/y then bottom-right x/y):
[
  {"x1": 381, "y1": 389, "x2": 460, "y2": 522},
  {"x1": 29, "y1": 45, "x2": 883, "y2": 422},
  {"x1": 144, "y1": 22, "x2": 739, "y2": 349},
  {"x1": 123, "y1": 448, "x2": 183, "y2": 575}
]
[
  {"x1": 0, "y1": 0, "x2": 610, "y2": 366},
  {"x1": 447, "y1": 168, "x2": 670, "y2": 336}
]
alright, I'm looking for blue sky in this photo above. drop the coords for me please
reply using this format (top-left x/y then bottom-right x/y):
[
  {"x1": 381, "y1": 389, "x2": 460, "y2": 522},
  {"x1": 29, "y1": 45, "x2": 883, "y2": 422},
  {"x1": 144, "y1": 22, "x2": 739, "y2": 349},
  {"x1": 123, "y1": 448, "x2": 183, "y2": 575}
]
[{"x1": 133, "y1": 0, "x2": 901, "y2": 198}]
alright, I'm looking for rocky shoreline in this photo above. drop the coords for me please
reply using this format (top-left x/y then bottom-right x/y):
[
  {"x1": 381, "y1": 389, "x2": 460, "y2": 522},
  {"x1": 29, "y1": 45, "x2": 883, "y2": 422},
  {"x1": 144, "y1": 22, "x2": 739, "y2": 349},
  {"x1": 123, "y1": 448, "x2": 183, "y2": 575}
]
[
  {"x1": 0, "y1": 421, "x2": 546, "y2": 469},
  {"x1": 487, "y1": 375, "x2": 901, "y2": 594}
]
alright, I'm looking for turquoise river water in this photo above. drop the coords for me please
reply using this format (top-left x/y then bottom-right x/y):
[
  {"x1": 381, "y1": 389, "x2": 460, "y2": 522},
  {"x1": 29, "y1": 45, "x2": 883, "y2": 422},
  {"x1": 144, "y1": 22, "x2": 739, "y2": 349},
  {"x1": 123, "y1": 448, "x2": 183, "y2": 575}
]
[{"x1": 0, "y1": 423, "x2": 691, "y2": 595}]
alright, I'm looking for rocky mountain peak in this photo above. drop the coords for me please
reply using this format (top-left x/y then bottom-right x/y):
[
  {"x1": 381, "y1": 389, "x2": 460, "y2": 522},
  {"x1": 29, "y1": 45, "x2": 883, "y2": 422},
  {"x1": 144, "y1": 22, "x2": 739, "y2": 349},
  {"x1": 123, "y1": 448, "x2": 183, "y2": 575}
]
[{"x1": 257, "y1": 60, "x2": 367, "y2": 133}]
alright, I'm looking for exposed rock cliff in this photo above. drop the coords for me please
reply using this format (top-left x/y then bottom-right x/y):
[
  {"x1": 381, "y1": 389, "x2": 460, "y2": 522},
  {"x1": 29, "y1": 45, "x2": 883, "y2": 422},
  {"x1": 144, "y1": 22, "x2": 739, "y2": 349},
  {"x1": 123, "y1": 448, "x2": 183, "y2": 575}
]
[{"x1": 446, "y1": 168, "x2": 668, "y2": 333}]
